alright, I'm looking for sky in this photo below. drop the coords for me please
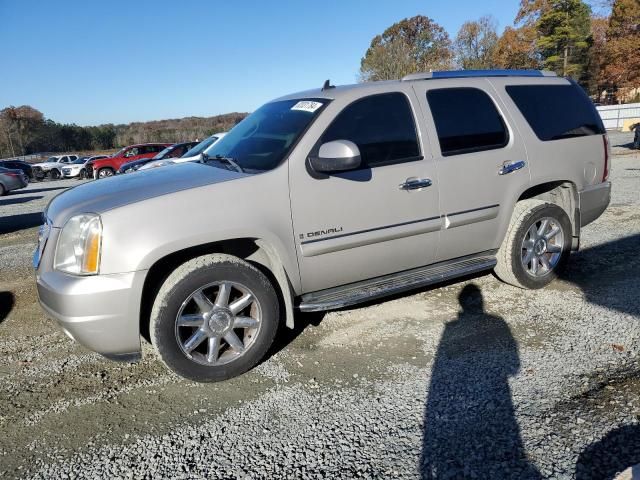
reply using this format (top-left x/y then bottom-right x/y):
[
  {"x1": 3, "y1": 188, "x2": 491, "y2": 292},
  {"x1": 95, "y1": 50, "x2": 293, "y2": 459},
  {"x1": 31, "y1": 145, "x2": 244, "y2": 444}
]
[{"x1": 0, "y1": 0, "x2": 521, "y2": 126}]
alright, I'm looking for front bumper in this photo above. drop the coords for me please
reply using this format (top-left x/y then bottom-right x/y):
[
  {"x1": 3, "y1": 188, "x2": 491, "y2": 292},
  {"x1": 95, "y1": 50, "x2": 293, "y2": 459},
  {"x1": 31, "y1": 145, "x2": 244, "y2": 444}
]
[
  {"x1": 579, "y1": 181, "x2": 611, "y2": 227},
  {"x1": 36, "y1": 269, "x2": 147, "y2": 358}
]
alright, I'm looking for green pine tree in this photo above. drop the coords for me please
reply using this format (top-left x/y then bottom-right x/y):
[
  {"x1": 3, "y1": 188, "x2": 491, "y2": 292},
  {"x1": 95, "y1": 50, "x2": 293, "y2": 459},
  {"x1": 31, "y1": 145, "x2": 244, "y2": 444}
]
[{"x1": 536, "y1": 0, "x2": 592, "y2": 79}]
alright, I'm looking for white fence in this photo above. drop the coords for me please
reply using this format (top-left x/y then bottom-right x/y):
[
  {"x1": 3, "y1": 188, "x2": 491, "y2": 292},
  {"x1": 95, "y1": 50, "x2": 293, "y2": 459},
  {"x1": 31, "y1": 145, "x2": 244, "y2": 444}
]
[{"x1": 596, "y1": 103, "x2": 640, "y2": 130}]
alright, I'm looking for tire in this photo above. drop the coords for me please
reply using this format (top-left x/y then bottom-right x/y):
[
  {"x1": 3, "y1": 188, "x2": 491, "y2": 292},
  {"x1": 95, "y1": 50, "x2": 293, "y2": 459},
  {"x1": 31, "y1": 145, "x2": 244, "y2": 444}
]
[
  {"x1": 494, "y1": 200, "x2": 572, "y2": 289},
  {"x1": 97, "y1": 168, "x2": 114, "y2": 179},
  {"x1": 0, "y1": 184, "x2": 5, "y2": 196},
  {"x1": 78, "y1": 169, "x2": 86, "y2": 180},
  {"x1": 150, "y1": 254, "x2": 280, "y2": 382},
  {"x1": 49, "y1": 169, "x2": 60, "y2": 180}
]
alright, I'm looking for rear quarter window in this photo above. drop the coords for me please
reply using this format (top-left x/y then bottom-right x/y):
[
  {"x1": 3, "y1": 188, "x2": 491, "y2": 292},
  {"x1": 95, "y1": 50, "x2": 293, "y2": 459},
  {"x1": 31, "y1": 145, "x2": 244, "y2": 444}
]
[{"x1": 506, "y1": 84, "x2": 605, "y2": 141}]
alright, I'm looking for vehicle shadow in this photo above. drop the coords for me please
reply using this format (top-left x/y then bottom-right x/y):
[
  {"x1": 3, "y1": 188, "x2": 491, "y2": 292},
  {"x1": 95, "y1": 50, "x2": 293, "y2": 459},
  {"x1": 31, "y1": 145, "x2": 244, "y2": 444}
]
[
  {"x1": 0, "y1": 291, "x2": 15, "y2": 324},
  {"x1": 559, "y1": 233, "x2": 640, "y2": 317},
  {"x1": 0, "y1": 195, "x2": 43, "y2": 206},
  {"x1": 576, "y1": 424, "x2": 640, "y2": 480},
  {"x1": 266, "y1": 310, "x2": 327, "y2": 360},
  {"x1": 420, "y1": 284, "x2": 541, "y2": 478},
  {"x1": 0, "y1": 212, "x2": 42, "y2": 234}
]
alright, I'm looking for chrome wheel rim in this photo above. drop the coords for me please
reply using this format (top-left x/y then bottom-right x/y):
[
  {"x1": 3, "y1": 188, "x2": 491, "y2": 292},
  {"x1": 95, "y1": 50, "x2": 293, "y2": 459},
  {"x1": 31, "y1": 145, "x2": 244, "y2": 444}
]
[
  {"x1": 521, "y1": 216, "x2": 564, "y2": 277},
  {"x1": 175, "y1": 281, "x2": 262, "y2": 366},
  {"x1": 99, "y1": 170, "x2": 112, "y2": 178}
]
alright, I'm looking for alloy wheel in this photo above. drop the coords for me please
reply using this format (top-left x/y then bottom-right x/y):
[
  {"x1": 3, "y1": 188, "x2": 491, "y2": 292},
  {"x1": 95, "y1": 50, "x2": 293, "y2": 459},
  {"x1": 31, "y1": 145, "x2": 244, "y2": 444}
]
[
  {"x1": 520, "y1": 216, "x2": 564, "y2": 277},
  {"x1": 174, "y1": 281, "x2": 262, "y2": 366}
]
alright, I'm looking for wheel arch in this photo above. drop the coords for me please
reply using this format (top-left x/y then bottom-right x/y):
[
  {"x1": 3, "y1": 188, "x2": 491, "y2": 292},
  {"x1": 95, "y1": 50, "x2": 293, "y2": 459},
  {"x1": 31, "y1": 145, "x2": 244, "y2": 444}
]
[
  {"x1": 139, "y1": 238, "x2": 296, "y2": 343},
  {"x1": 516, "y1": 180, "x2": 580, "y2": 250}
]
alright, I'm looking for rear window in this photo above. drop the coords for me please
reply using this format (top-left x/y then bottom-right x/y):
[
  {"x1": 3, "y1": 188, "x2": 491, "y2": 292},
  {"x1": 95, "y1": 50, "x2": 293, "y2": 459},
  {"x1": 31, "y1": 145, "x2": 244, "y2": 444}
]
[
  {"x1": 427, "y1": 88, "x2": 509, "y2": 156},
  {"x1": 506, "y1": 84, "x2": 605, "y2": 141}
]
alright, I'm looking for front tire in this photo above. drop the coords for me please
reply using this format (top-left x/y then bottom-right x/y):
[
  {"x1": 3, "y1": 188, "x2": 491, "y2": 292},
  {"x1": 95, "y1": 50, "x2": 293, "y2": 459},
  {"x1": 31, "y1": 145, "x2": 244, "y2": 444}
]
[
  {"x1": 97, "y1": 168, "x2": 114, "y2": 179},
  {"x1": 49, "y1": 169, "x2": 60, "y2": 180},
  {"x1": 494, "y1": 200, "x2": 572, "y2": 289},
  {"x1": 150, "y1": 254, "x2": 280, "y2": 382}
]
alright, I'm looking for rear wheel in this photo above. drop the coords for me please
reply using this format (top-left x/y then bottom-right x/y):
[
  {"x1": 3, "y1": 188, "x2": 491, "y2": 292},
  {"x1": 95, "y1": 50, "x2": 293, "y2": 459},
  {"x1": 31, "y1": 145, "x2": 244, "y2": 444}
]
[
  {"x1": 150, "y1": 254, "x2": 280, "y2": 382},
  {"x1": 494, "y1": 200, "x2": 572, "y2": 289},
  {"x1": 97, "y1": 168, "x2": 114, "y2": 179}
]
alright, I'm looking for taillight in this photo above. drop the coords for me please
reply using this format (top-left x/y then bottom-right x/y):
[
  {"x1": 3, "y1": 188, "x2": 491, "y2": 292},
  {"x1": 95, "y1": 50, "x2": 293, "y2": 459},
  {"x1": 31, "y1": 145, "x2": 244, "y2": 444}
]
[
  {"x1": 5, "y1": 172, "x2": 19, "y2": 177},
  {"x1": 602, "y1": 135, "x2": 610, "y2": 182}
]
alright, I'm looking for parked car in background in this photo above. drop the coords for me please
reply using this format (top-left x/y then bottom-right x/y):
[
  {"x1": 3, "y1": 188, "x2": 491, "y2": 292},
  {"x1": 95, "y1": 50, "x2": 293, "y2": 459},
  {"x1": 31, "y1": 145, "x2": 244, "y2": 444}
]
[
  {"x1": 0, "y1": 160, "x2": 34, "y2": 179},
  {"x1": 632, "y1": 122, "x2": 640, "y2": 149},
  {"x1": 87, "y1": 144, "x2": 171, "y2": 179},
  {"x1": 138, "y1": 134, "x2": 226, "y2": 170},
  {"x1": 0, "y1": 167, "x2": 29, "y2": 195},
  {"x1": 35, "y1": 70, "x2": 611, "y2": 383},
  {"x1": 32, "y1": 154, "x2": 78, "y2": 180},
  {"x1": 118, "y1": 141, "x2": 199, "y2": 174},
  {"x1": 61, "y1": 156, "x2": 91, "y2": 179}
]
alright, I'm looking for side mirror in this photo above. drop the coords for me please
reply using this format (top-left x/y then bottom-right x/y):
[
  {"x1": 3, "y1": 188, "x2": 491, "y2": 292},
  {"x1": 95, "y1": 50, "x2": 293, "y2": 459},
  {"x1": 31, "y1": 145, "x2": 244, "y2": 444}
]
[
  {"x1": 201, "y1": 153, "x2": 209, "y2": 163},
  {"x1": 309, "y1": 140, "x2": 361, "y2": 173}
]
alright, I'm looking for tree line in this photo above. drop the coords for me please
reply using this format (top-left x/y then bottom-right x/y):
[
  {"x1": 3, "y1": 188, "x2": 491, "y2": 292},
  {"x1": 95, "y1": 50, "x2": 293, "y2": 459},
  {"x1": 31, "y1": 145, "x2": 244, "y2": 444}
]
[
  {"x1": 360, "y1": 0, "x2": 639, "y2": 103},
  {"x1": 2, "y1": 0, "x2": 637, "y2": 158},
  {"x1": 0, "y1": 106, "x2": 247, "y2": 158}
]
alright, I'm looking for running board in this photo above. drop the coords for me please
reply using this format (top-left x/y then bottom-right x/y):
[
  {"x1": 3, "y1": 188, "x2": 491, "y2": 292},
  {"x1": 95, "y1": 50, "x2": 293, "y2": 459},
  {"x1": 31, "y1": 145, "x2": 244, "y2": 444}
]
[{"x1": 298, "y1": 251, "x2": 497, "y2": 312}]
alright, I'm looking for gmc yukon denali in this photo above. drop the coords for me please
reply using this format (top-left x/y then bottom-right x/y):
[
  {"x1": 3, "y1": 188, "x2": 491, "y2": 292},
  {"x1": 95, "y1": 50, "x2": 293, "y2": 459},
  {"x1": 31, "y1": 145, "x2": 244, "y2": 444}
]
[{"x1": 34, "y1": 70, "x2": 611, "y2": 382}]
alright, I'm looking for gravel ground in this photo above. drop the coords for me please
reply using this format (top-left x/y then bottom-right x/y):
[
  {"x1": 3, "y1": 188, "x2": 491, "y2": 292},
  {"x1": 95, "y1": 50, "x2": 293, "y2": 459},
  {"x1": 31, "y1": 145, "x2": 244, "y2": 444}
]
[{"x1": 0, "y1": 151, "x2": 639, "y2": 479}]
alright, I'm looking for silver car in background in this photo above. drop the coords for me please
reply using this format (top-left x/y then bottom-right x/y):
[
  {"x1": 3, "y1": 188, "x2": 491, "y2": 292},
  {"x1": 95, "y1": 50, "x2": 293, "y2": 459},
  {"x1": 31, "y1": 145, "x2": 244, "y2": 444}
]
[{"x1": 0, "y1": 167, "x2": 29, "y2": 195}]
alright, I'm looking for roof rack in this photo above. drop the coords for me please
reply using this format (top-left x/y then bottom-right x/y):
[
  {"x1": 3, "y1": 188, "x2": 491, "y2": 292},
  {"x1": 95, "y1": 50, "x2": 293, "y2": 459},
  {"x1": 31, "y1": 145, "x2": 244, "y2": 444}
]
[{"x1": 401, "y1": 69, "x2": 557, "y2": 81}]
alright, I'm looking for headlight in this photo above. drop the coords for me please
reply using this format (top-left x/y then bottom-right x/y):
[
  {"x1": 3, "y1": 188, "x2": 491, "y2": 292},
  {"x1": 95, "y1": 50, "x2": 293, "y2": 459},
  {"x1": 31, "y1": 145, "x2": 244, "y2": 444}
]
[{"x1": 54, "y1": 214, "x2": 102, "y2": 275}]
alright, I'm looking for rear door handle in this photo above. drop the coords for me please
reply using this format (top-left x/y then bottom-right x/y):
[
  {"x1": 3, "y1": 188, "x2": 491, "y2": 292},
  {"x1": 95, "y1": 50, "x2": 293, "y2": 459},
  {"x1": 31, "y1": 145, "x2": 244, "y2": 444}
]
[
  {"x1": 499, "y1": 160, "x2": 526, "y2": 175},
  {"x1": 399, "y1": 178, "x2": 432, "y2": 190}
]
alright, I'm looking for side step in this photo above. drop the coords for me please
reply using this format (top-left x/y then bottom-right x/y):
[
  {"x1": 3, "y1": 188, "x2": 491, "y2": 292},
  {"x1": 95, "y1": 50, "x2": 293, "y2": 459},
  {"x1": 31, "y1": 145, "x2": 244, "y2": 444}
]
[{"x1": 298, "y1": 251, "x2": 497, "y2": 312}]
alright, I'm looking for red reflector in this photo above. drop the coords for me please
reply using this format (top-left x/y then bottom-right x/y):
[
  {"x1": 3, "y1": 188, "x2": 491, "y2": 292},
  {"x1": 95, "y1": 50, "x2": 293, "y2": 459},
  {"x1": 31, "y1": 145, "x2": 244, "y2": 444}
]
[
  {"x1": 602, "y1": 135, "x2": 609, "y2": 182},
  {"x1": 5, "y1": 173, "x2": 19, "y2": 177}
]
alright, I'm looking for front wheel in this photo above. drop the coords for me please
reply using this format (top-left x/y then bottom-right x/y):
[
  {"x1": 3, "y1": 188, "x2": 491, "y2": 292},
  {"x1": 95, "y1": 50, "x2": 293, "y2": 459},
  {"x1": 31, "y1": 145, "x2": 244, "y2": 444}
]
[
  {"x1": 49, "y1": 169, "x2": 60, "y2": 180},
  {"x1": 97, "y1": 168, "x2": 114, "y2": 178},
  {"x1": 150, "y1": 254, "x2": 280, "y2": 382},
  {"x1": 494, "y1": 200, "x2": 572, "y2": 289}
]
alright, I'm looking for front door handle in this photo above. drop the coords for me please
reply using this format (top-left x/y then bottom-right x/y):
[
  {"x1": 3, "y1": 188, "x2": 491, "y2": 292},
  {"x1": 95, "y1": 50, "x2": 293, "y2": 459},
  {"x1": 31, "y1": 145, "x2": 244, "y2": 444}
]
[
  {"x1": 499, "y1": 160, "x2": 526, "y2": 175},
  {"x1": 399, "y1": 177, "x2": 432, "y2": 190}
]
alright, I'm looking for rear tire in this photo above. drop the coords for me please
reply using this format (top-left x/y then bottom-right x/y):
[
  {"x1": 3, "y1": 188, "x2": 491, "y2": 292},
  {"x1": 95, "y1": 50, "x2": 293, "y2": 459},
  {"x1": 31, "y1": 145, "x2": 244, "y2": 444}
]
[
  {"x1": 150, "y1": 254, "x2": 280, "y2": 382},
  {"x1": 494, "y1": 200, "x2": 572, "y2": 289}
]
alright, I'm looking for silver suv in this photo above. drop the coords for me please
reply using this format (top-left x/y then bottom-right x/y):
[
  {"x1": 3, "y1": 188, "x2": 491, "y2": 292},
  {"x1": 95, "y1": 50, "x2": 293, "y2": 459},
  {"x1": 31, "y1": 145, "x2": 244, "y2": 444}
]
[{"x1": 35, "y1": 70, "x2": 611, "y2": 382}]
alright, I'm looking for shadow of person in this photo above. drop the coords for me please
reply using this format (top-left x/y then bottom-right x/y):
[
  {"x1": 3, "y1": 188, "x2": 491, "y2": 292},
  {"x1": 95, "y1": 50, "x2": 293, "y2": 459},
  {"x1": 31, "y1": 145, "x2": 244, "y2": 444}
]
[
  {"x1": 0, "y1": 291, "x2": 15, "y2": 323},
  {"x1": 420, "y1": 284, "x2": 541, "y2": 479},
  {"x1": 576, "y1": 424, "x2": 640, "y2": 480}
]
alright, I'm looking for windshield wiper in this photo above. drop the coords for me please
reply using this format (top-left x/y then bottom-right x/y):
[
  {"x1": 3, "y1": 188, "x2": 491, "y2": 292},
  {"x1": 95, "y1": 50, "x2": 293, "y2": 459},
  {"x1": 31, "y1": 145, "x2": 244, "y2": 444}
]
[
  {"x1": 202, "y1": 153, "x2": 244, "y2": 173},
  {"x1": 214, "y1": 155, "x2": 244, "y2": 173}
]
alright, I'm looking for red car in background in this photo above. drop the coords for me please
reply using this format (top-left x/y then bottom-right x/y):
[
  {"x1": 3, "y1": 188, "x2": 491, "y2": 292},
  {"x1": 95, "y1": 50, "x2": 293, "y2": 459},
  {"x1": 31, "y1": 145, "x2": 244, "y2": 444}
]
[{"x1": 87, "y1": 143, "x2": 172, "y2": 179}]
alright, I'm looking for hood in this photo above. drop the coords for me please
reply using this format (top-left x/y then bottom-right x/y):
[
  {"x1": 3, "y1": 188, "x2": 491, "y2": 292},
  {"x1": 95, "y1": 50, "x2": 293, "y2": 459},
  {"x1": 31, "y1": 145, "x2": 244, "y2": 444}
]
[{"x1": 46, "y1": 162, "x2": 246, "y2": 227}]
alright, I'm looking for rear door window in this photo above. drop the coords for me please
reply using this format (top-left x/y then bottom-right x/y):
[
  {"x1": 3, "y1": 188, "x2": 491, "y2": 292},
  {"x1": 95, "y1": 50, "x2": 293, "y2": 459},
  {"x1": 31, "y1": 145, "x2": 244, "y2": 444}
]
[
  {"x1": 321, "y1": 92, "x2": 420, "y2": 168},
  {"x1": 427, "y1": 88, "x2": 509, "y2": 157},
  {"x1": 506, "y1": 84, "x2": 605, "y2": 141}
]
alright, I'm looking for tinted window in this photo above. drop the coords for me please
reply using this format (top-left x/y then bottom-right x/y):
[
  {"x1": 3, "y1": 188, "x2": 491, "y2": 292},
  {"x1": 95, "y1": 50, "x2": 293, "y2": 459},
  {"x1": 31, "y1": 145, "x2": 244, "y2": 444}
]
[
  {"x1": 427, "y1": 88, "x2": 508, "y2": 156},
  {"x1": 321, "y1": 93, "x2": 420, "y2": 168},
  {"x1": 506, "y1": 84, "x2": 605, "y2": 141}
]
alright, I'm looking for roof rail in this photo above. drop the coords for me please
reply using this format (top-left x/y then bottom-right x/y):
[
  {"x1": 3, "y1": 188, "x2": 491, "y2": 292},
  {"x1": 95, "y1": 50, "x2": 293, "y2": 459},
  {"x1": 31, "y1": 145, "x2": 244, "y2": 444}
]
[{"x1": 401, "y1": 69, "x2": 557, "y2": 81}]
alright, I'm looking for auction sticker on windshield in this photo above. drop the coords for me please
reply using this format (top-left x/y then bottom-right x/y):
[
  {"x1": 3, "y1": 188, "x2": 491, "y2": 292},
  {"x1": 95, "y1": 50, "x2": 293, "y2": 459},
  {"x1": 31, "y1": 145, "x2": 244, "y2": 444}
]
[{"x1": 291, "y1": 101, "x2": 324, "y2": 113}]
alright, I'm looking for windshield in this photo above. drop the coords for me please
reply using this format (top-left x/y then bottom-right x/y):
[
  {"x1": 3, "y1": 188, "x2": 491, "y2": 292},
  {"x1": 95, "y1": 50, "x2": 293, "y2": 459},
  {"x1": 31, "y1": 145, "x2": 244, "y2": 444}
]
[
  {"x1": 205, "y1": 99, "x2": 328, "y2": 172},
  {"x1": 152, "y1": 146, "x2": 173, "y2": 160},
  {"x1": 72, "y1": 157, "x2": 87, "y2": 164},
  {"x1": 182, "y1": 136, "x2": 219, "y2": 158},
  {"x1": 46, "y1": 157, "x2": 58, "y2": 162}
]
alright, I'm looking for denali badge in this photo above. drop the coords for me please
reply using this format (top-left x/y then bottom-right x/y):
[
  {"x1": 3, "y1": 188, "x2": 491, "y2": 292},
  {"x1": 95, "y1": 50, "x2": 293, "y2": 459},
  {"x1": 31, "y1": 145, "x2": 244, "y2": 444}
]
[{"x1": 300, "y1": 227, "x2": 344, "y2": 240}]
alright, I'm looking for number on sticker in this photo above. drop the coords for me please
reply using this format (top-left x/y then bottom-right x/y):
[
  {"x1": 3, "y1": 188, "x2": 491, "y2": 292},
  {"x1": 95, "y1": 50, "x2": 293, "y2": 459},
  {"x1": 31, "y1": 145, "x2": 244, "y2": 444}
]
[{"x1": 291, "y1": 101, "x2": 323, "y2": 113}]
